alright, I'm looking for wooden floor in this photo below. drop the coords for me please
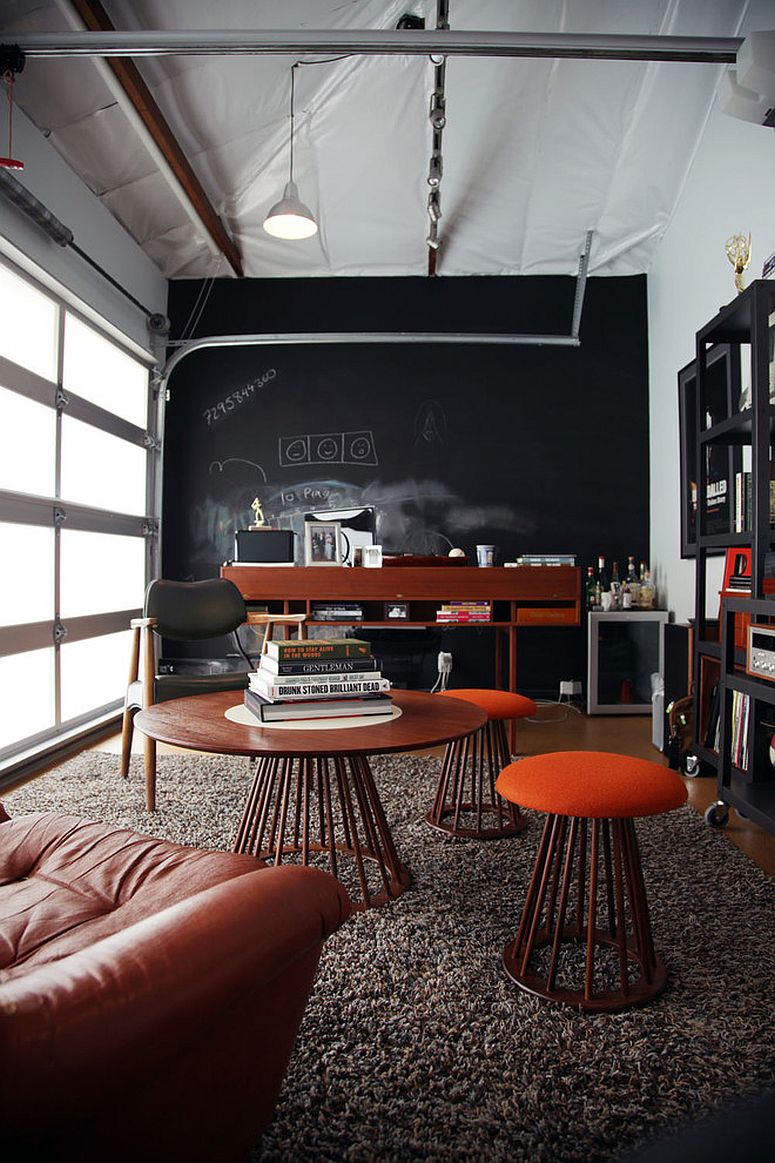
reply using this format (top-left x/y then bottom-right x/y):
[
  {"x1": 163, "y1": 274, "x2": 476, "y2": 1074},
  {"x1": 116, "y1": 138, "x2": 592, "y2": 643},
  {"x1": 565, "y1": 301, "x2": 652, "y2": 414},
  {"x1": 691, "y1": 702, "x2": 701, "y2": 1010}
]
[{"x1": 97, "y1": 699, "x2": 775, "y2": 877}]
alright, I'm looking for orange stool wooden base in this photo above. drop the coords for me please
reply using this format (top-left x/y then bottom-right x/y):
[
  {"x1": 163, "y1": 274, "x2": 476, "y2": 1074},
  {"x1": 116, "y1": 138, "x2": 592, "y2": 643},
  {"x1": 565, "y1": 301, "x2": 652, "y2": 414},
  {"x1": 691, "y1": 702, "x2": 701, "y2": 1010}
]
[
  {"x1": 427, "y1": 689, "x2": 536, "y2": 840},
  {"x1": 496, "y1": 751, "x2": 687, "y2": 1011}
]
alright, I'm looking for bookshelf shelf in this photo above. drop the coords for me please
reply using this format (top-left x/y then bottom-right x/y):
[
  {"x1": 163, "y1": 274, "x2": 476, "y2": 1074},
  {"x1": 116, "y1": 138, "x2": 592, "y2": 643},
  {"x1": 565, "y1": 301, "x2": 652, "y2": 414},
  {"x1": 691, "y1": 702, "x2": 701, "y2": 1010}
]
[{"x1": 681, "y1": 281, "x2": 775, "y2": 835}]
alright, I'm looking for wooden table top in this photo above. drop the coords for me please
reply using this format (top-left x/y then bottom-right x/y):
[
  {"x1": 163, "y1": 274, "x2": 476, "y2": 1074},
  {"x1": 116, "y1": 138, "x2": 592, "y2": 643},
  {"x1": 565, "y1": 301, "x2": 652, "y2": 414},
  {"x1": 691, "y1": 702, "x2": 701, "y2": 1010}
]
[{"x1": 135, "y1": 688, "x2": 487, "y2": 759}]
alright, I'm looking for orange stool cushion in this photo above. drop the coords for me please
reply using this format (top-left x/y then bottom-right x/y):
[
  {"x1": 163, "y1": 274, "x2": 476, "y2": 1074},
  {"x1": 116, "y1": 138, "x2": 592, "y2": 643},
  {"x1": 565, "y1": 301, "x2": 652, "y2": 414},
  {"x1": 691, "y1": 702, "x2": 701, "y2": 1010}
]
[
  {"x1": 439, "y1": 688, "x2": 537, "y2": 721},
  {"x1": 496, "y1": 751, "x2": 687, "y2": 819}
]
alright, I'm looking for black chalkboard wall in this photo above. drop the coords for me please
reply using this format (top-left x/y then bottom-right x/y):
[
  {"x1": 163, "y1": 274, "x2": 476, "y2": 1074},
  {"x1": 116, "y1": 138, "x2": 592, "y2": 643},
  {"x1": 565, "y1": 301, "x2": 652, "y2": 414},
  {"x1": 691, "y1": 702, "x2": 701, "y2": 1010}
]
[{"x1": 164, "y1": 275, "x2": 649, "y2": 698}]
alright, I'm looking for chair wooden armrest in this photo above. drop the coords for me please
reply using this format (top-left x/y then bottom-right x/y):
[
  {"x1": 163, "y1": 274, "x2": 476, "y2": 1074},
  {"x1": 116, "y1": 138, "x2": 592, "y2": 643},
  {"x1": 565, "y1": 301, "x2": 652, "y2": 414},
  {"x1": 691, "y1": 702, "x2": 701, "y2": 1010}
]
[{"x1": 129, "y1": 616, "x2": 158, "y2": 629}]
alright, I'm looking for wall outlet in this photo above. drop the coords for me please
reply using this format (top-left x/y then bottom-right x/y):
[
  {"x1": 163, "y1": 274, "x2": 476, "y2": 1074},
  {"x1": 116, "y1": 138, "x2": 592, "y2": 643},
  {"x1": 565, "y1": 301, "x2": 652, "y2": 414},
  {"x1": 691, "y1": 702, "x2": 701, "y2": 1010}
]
[{"x1": 559, "y1": 680, "x2": 582, "y2": 697}]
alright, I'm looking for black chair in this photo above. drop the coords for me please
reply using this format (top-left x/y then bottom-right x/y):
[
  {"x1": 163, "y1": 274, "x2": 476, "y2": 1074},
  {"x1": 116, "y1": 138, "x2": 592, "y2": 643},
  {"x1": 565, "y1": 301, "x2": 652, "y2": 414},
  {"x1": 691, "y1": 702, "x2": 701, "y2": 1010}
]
[{"x1": 121, "y1": 578, "x2": 257, "y2": 811}]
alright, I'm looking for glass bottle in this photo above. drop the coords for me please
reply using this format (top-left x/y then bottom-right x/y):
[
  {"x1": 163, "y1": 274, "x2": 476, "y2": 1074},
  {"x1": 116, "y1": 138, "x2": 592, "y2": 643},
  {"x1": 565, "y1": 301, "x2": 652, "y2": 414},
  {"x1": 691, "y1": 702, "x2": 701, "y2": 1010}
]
[
  {"x1": 639, "y1": 569, "x2": 655, "y2": 609},
  {"x1": 585, "y1": 565, "x2": 597, "y2": 610},
  {"x1": 625, "y1": 556, "x2": 639, "y2": 607},
  {"x1": 597, "y1": 555, "x2": 611, "y2": 610},
  {"x1": 610, "y1": 561, "x2": 621, "y2": 610}
]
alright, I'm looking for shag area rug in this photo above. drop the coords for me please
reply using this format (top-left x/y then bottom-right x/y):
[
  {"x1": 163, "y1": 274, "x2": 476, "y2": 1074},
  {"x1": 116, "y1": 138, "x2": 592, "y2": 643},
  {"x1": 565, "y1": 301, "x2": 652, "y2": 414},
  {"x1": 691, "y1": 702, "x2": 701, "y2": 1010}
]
[{"x1": 6, "y1": 751, "x2": 775, "y2": 1162}]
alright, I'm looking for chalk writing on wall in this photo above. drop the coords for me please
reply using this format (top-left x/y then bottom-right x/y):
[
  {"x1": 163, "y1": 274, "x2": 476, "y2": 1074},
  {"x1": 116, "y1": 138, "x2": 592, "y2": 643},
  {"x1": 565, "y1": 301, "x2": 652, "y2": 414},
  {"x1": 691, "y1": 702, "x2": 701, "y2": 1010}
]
[
  {"x1": 414, "y1": 400, "x2": 447, "y2": 447},
  {"x1": 209, "y1": 457, "x2": 268, "y2": 483},
  {"x1": 278, "y1": 430, "x2": 379, "y2": 467},
  {"x1": 202, "y1": 367, "x2": 276, "y2": 426}
]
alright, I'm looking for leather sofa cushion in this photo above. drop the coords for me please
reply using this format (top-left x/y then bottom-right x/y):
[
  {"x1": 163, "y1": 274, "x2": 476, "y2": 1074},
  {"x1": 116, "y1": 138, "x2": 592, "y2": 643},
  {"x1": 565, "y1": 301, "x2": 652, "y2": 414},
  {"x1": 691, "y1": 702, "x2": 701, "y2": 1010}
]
[{"x1": 0, "y1": 812, "x2": 262, "y2": 980}]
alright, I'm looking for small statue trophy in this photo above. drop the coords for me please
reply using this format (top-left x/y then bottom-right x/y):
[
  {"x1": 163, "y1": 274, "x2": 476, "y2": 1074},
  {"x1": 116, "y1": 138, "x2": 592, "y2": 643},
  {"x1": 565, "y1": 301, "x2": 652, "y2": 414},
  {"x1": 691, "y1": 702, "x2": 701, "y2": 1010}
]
[
  {"x1": 725, "y1": 233, "x2": 752, "y2": 295},
  {"x1": 249, "y1": 496, "x2": 266, "y2": 529}
]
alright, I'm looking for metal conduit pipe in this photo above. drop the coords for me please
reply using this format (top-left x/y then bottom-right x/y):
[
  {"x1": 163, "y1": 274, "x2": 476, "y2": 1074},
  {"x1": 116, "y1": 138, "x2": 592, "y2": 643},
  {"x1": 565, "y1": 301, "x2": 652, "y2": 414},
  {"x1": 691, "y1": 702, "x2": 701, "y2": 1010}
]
[{"x1": 9, "y1": 30, "x2": 742, "y2": 63}]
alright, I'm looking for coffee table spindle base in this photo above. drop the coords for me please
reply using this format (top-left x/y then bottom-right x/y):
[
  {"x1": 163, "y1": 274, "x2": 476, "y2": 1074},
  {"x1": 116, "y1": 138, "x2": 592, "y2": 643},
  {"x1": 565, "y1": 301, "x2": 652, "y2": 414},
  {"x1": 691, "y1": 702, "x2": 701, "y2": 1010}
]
[{"x1": 234, "y1": 753, "x2": 411, "y2": 911}]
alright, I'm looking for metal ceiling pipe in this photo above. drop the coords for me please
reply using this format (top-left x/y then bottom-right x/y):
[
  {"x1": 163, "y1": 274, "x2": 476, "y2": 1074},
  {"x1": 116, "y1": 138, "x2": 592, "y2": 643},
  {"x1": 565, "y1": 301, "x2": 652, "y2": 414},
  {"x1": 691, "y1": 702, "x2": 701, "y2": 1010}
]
[{"x1": 9, "y1": 29, "x2": 742, "y2": 64}]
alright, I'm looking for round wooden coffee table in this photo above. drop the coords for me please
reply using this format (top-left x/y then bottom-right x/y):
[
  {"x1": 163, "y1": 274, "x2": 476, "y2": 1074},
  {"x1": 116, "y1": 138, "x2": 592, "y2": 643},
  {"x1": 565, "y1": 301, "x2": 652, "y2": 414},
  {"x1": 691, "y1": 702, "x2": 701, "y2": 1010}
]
[{"x1": 135, "y1": 689, "x2": 486, "y2": 910}]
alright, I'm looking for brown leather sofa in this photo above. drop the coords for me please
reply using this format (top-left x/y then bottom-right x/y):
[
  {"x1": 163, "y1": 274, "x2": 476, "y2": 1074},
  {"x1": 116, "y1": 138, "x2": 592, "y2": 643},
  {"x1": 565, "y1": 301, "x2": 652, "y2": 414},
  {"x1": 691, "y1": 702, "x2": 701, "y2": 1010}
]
[{"x1": 0, "y1": 802, "x2": 351, "y2": 1163}]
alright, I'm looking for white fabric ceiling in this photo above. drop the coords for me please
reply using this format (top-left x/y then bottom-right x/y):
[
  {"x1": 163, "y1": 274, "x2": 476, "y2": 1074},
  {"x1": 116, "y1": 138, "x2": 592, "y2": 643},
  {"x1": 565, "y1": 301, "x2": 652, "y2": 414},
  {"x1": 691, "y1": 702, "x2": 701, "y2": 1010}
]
[{"x1": 0, "y1": 0, "x2": 753, "y2": 280}]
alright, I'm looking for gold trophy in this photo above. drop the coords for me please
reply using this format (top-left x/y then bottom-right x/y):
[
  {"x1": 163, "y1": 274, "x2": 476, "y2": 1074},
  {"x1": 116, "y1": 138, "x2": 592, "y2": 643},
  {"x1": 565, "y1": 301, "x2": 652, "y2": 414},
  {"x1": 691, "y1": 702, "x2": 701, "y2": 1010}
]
[
  {"x1": 249, "y1": 496, "x2": 266, "y2": 529},
  {"x1": 725, "y1": 232, "x2": 752, "y2": 294}
]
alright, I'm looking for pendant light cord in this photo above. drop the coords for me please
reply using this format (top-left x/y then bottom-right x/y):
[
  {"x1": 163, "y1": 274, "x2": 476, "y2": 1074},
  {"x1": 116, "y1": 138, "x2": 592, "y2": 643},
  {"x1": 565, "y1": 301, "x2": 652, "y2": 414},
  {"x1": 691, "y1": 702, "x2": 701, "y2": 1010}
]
[{"x1": 289, "y1": 64, "x2": 297, "y2": 184}]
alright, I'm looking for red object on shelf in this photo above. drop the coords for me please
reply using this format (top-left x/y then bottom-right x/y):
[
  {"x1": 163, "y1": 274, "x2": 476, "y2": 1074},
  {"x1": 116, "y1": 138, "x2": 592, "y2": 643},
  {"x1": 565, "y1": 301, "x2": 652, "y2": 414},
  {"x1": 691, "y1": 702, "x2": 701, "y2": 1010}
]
[{"x1": 719, "y1": 547, "x2": 752, "y2": 650}]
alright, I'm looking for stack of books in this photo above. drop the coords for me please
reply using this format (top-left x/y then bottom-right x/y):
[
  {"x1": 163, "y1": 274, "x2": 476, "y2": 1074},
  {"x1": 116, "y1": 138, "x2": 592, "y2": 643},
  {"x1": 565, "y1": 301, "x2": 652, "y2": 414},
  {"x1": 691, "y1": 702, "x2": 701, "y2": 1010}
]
[
  {"x1": 310, "y1": 602, "x2": 363, "y2": 621},
  {"x1": 244, "y1": 636, "x2": 392, "y2": 722},
  {"x1": 504, "y1": 553, "x2": 576, "y2": 567},
  {"x1": 435, "y1": 601, "x2": 492, "y2": 624}
]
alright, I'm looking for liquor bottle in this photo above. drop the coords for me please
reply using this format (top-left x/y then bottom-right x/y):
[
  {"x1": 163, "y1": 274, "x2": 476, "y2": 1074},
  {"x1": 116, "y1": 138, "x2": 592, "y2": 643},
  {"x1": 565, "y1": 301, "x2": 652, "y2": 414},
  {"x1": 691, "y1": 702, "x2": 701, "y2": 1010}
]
[
  {"x1": 625, "y1": 556, "x2": 639, "y2": 606},
  {"x1": 597, "y1": 555, "x2": 611, "y2": 610},
  {"x1": 610, "y1": 561, "x2": 621, "y2": 610},
  {"x1": 639, "y1": 568, "x2": 656, "y2": 610},
  {"x1": 597, "y1": 555, "x2": 610, "y2": 593},
  {"x1": 621, "y1": 574, "x2": 633, "y2": 609},
  {"x1": 585, "y1": 565, "x2": 597, "y2": 610}
]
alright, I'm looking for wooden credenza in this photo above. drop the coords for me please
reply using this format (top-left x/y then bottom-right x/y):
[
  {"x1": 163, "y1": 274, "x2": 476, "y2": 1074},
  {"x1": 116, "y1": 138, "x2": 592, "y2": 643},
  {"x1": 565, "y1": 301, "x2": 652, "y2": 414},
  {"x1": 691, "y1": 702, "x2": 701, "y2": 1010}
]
[{"x1": 221, "y1": 565, "x2": 580, "y2": 709}]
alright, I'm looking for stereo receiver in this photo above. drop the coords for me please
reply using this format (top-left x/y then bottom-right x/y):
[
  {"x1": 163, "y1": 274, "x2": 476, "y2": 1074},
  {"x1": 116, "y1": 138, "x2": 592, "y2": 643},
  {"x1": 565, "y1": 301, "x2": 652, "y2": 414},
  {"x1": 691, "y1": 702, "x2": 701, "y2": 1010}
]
[{"x1": 746, "y1": 622, "x2": 775, "y2": 681}]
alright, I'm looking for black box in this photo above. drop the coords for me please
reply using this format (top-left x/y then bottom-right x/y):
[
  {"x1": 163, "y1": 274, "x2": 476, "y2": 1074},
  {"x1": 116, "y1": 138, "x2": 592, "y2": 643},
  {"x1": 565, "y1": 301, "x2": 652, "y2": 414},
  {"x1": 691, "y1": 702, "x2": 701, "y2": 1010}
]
[{"x1": 234, "y1": 529, "x2": 296, "y2": 563}]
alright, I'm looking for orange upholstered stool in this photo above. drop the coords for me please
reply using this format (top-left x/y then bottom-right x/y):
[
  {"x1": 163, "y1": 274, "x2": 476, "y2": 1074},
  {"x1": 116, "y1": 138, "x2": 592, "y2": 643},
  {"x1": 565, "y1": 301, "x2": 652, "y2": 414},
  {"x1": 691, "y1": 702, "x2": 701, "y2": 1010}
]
[
  {"x1": 427, "y1": 689, "x2": 536, "y2": 839},
  {"x1": 496, "y1": 751, "x2": 687, "y2": 1012}
]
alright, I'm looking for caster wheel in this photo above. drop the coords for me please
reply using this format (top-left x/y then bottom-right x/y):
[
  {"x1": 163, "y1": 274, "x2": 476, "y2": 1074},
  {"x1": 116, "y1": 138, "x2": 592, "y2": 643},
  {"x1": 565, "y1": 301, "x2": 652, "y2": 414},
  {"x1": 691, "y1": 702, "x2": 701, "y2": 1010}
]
[
  {"x1": 704, "y1": 802, "x2": 730, "y2": 828},
  {"x1": 680, "y1": 752, "x2": 701, "y2": 777}
]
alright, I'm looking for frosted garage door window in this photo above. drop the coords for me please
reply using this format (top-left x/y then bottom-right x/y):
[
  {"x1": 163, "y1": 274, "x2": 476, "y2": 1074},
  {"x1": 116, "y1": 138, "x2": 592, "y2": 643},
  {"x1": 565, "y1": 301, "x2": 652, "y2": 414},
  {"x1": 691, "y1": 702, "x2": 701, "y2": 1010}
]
[
  {"x1": 63, "y1": 315, "x2": 148, "y2": 428},
  {"x1": 60, "y1": 415, "x2": 146, "y2": 515},
  {"x1": 60, "y1": 529, "x2": 145, "y2": 618},
  {"x1": 0, "y1": 648, "x2": 55, "y2": 750},
  {"x1": 60, "y1": 630, "x2": 131, "y2": 721},
  {"x1": 0, "y1": 265, "x2": 58, "y2": 381},
  {"x1": 0, "y1": 385, "x2": 56, "y2": 497},
  {"x1": 0, "y1": 524, "x2": 54, "y2": 627}
]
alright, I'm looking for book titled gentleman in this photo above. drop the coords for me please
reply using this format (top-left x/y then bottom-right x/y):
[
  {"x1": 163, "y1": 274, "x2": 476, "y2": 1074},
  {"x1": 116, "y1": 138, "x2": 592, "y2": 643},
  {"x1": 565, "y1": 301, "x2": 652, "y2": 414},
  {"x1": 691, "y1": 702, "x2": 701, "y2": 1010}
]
[
  {"x1": 260, "y1": 654, "x2": 378, "y2": 676},
  {"x1": 264, "y1": 637, "x2": 371, "y2": 661},
  {"x1": 243, "y1": 688, "x2": 393, "y2": 722}
]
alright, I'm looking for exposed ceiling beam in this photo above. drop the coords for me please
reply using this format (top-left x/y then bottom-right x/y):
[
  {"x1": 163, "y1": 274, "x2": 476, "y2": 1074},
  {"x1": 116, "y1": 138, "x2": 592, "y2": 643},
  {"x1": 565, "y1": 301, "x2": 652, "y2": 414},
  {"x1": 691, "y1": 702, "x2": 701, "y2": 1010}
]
[
  {"x1": 9, "y1": 29, "x2": 742, "y2": 64},
  {"x1": 62, "y1": 0, "x2": 243, "y2": 278}
]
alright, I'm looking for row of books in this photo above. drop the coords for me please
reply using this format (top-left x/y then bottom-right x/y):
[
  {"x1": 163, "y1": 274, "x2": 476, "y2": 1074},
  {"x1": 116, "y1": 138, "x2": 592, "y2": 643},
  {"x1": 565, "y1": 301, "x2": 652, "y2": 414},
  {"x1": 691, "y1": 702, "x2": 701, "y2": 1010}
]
[
  {"x1": 243, "y1": 636, "x2": 392, "y2": 722},
  {"x1": 435, "y1": 600, "x2": 492, "y2": 623},
  {"x1": 704, "y1": 681, "x2": 750, "y2": 772},
  {"x1": 733, "y1": 472, "x2": 775, "y2": 533}
]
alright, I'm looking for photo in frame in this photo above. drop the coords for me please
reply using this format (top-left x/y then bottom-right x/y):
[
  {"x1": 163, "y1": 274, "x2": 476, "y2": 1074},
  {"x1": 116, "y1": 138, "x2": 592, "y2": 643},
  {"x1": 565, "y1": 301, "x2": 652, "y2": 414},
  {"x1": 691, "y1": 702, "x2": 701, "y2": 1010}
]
[
  {"x1": 384, "y1": 601, "x2": 409, "y2": 620},
  {"x1": 362, "y1": 544, "x2": 383, "y2": 569},
  {"x1": 304, "y1": 520, "x2": 343, "y2": 566}
]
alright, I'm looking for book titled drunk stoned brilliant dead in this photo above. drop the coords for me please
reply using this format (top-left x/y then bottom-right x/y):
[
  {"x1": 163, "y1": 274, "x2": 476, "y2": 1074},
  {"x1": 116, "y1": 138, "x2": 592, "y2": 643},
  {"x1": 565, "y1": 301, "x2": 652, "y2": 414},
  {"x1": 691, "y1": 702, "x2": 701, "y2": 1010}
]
[
  {"x1": 251, "y1": 676, "x2": 391, "y2": 701},
  {"x1": 243, "y1": 688, "x2": 394, "y2": 722},
  {"x1": 264, "y1": 637, "x2": 371, "y2": 661}
]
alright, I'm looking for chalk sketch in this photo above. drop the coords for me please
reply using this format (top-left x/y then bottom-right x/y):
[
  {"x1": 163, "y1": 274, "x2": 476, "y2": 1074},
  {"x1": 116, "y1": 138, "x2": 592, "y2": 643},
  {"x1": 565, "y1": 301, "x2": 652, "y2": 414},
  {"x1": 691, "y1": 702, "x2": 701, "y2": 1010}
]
[
  {"x1": 279, "y1": 430, "x2": 378, "y2": 468},
  {"x1": 202, "y1": 367, "x2": 276, "y2": 427},
  {"x1": 414, "y1": 400, "x2": 447, "y2": 446},
  {"x1": 209, "y1": 457, "x2": 268, "y2": 483}
]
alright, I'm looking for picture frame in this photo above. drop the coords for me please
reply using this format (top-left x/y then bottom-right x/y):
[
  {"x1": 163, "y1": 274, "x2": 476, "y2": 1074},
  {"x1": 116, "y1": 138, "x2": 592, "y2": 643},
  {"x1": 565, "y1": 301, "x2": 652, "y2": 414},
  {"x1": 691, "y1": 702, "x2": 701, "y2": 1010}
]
[
  {"x1": 677, "y1": 344, "x2": 740, "y2": 559},
  {"x1": 384, "y1": 601, "x2": 409, "y2": 620},
  {"x1": 304, "y1": 520, "x2": 343, "y2": 566},
  {"x1": 362, "y1": 544, "x2": 383, "y2": 569}
]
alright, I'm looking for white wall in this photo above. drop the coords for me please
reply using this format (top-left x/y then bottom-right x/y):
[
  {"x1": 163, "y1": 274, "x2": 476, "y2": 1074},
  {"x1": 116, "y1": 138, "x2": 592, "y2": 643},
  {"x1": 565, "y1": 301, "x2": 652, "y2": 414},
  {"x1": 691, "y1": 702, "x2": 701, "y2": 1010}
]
[
  {"x1": 648, "y1": 96, "x2": 775, "y2": 623},
  {"x1": 0, "y1": 108, "x2": 167, "y2": 354}
]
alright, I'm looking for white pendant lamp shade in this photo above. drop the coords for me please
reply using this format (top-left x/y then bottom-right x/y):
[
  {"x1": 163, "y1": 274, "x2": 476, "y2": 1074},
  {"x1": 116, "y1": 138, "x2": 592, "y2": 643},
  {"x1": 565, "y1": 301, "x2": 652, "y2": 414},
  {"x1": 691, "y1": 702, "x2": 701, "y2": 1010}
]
[{"x1": 263, "y1": 179, "x2": 318, "y2": 239}]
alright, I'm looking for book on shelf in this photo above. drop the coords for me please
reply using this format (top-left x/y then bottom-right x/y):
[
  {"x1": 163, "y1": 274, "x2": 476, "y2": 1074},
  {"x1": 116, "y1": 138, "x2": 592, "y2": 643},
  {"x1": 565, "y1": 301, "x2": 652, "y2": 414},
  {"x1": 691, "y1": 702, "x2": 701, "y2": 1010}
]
[
  {"x1": 264, "y1": 637, "x2": 372, "y2": 661},
  {"x1": 311, "y1": 603, "x2": 364, "y2": 620},
  {"x1": 436, "y1": 600, "x2": 492, "y2": 623},
  {"x1": 260, "y1": 654, "x2": 379, "y2": 677},
  {"x1": 729, "y1": 689, "x2": 750, "y2": 771},
  {"x1": 250, "y1": 674, "x2": 389, "y2": 701},
  {"x1": 243, "y1": 688, "x2": 393, "y2": 722},
  {"x1": 733, "y1": 470, "x2": 775, "y2": 531},
  {"x1": 505, "y1": 554, "x2": 576, "y2": 567}
]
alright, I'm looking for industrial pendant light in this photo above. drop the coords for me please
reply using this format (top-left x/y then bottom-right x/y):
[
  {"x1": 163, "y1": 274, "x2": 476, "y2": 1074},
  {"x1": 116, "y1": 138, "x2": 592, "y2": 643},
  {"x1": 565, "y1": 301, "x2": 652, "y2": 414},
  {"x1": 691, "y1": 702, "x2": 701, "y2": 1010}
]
[{"x1": 263, "y1": 66, "x2": 317, "y2": 240}]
